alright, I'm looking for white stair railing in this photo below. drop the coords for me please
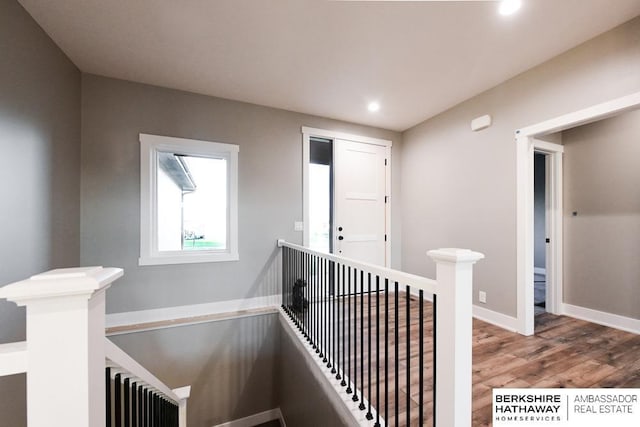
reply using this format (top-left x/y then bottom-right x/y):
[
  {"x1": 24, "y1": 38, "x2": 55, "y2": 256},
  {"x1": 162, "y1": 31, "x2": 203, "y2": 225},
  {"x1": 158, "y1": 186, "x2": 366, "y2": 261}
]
[
  {"x1": 277, "y1": 240, "x2": 484, "y2": 427},
  {"x1": 0, "y1": 266, "x2": 190, "y2": 427}
]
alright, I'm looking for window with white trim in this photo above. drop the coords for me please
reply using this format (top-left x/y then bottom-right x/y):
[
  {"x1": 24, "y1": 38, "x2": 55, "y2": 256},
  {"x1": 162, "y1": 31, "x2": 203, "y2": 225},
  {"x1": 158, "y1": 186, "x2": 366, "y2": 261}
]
[{"x1": 139, "y1": 134, "x2": 239, "y2": 265}]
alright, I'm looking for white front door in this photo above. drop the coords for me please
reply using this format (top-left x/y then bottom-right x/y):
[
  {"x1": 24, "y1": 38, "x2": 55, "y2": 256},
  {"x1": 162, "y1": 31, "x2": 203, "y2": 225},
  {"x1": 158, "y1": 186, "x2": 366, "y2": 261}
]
[{"x1": 333, "y1": 139, "x2": 388, "y2": 268}]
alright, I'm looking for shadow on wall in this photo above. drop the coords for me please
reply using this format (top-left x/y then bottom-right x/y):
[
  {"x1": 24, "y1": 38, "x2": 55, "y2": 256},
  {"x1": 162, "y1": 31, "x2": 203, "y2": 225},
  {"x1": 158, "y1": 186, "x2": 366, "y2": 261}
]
[
  {"x1": 244, "y1": 245, "x2": 282, "y2": 303},
  {"x1": 109, "y1": 313, "x2": 280, "y2": 427}
]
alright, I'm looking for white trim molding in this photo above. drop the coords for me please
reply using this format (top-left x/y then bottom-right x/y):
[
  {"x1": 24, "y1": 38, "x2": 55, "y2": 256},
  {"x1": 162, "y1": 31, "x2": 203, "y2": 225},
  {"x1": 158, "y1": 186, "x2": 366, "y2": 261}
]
[
  {"x1": 561, "y1": 304, "x2": 640, "y2": 335},
  {"x1": 301, "y1": 126, "x2": 392, "y2": 148},
  {"x1": 472, "y1": 305, "x2": 519, "y2": 333},
  {"x1": 139, "y1": 133, "x2": 239, "y2": 266},
  {"x1": 212, "y1": 408, "x2": 286, "y2": 427},
  {"x1": 106, "y1": 294, "x2": 281, "y2": 334},
  {"x1": 0, "y1": 341, "x2": 28, "y2": 377},
  {"x1": 515, "y1": 91, "x2": 640, "y2": 336}
]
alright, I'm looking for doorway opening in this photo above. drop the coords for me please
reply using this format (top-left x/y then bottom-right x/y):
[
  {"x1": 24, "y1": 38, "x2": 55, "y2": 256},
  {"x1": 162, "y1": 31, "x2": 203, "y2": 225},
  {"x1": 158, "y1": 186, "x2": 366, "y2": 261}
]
[
  {"x1": 533, "y1": 152, "x2": 547, "y2": 317},
  {"x1": 302, "y1": 127, "x2": 392, "y2": 268},
  {"x1": 516, "y1": 91, "x2": 640, "y2": 336}
]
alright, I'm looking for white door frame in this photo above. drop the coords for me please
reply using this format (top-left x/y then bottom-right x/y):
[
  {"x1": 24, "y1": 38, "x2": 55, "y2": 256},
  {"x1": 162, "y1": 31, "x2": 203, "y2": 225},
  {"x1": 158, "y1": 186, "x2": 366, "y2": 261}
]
[
  {"x1": 516, "y1": 91, "x2": 640, "y2": 336},
  {"x1": 301, "y1": 126, "x2": 392, "y2": 267},
  {"x1": 533, "y1": 142, "x2": 563, "y2": 319}
]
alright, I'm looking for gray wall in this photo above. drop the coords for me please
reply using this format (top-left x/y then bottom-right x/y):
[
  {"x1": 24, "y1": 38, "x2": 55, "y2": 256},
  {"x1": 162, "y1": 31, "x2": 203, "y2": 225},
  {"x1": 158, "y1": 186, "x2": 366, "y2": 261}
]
[
  {"x1": 562, "y1": 109, "x2": 640, "y2": 319},
  {"x1": 400, "y1": 17, "x2": 640, "y2": 317},
  {"x1": 0, "y1": 1, "x2": 80, "y2": 426},
  {"x1": 80, "y1": 74, "x2": 402, "y2": 314},
  {"x1": 278, "y1": 317, "x2": 351, "y2": 427},
  {"x1": 109, "y1": 314, "x2": 280, "y2": 426},
  {"x1": 534, "y1": 153, "x2": 546, "y2": 270}
]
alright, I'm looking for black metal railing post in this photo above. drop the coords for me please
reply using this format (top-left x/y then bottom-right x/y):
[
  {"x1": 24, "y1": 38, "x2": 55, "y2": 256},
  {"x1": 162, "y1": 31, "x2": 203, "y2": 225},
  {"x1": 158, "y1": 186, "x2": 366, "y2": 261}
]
[
  {"x1": 406, "y1": 286, "x2": 410, "y2": 427},
  {"x1": 374, "y1": 276, "x2": 380, "y2": 427},
  {"x1": 115, "y1": 373, "x2": 122, "y2": 427},
  {"x1": 366, "y1": 272, "x2": 373, "y2": 421},
  {"x1": 346, "y1": 266, "x2": 352, "y2": 394},
  {"x1": 359, "y1": 269, "x2": 365, "y2": 411},
  {"x1": 106, "y1": 368, "x2": 112, "y2": 426},
  {"x1": 394, "y1": 281, "x2": 399, "y2": 426},
  {"x1": 124, "y1": 377, "x2": 130, "y2": 427}
]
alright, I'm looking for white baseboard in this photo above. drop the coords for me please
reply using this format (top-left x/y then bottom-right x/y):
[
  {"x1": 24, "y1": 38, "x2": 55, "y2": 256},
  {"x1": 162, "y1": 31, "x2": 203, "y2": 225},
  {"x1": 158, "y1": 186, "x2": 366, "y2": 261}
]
[
  {"x1": 534, "y1": 267, "x2": 546, "y2": 275},
  {"x1": 106, "y1": 294, "x2": 281, "y2": 331},
  {"x1": 561, "y1": 303, "x2": 640, "y2": 335},
  {"x1": 473, "y1": 305, "x2": 519, "y2": 332},
  {"x1": 212, "y1": 408, "x2": 285, "y2": 427}
]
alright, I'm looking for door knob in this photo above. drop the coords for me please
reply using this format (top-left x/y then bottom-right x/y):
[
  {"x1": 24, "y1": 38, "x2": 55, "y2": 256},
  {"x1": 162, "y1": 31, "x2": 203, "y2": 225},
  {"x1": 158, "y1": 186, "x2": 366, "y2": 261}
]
[
  {"x1": 338, "y1": 236, "x2": 344, "y2": 241},
  {"x1": 338, "y1": 226, "x2": 343, "y2": 231}
]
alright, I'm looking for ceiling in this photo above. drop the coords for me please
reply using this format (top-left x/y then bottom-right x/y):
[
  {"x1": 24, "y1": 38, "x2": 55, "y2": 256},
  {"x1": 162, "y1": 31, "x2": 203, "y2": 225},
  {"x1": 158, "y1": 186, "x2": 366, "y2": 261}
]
[{"x1": 19, "y1": 0, "x2": 640, "y2": 131}]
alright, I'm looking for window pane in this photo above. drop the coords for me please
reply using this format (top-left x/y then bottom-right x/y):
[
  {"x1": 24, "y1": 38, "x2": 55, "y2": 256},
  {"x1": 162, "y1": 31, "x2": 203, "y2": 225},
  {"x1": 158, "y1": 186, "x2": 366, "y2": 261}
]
[
  {"x1": 157, "y1": 153, "x2": 227, "y2": 251},
  {"x1": 309, "y1": 163, "x2": 331, "y2": 253}
]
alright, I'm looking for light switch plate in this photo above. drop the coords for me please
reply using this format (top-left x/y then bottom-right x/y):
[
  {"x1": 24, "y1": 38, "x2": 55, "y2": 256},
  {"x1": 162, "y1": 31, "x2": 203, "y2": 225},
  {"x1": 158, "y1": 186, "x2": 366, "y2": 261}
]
[{"x1": 294, "y1": 221, "x2": 304, "y2": 232}]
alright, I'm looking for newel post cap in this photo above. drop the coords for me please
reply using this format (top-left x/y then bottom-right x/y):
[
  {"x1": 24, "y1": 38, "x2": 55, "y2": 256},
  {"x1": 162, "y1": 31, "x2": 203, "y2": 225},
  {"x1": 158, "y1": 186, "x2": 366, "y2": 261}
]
[
  {"x1": 0, "y1": 266, "x2": 123, "y2": 305},
  {"x1": 427, "y1": 248, "x2": 485, "y2": 264}
]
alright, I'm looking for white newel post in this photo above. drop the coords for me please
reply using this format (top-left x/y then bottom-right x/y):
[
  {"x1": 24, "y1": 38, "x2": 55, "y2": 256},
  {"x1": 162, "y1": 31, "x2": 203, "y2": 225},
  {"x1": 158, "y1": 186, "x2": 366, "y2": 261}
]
[
  {"x1": 0, "y1": 266, "x2": 123, "y2": 427},
  {"x1": 172, "y1": 385, "x2": 191, "y2": 427},
  {"x1": 428, "y1": 248, "x2": 484, "y2": 427}
]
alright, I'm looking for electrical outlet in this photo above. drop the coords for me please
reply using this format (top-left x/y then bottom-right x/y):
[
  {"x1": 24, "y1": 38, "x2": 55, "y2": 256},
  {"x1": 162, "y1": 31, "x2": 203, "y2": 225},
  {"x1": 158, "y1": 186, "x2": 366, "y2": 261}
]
[
  {"x1": 479, "y1": 291, "x2": 487, "y2": 304},
  {"x1": 294, "y1": 221, "x2": 304, "y2": 232}
]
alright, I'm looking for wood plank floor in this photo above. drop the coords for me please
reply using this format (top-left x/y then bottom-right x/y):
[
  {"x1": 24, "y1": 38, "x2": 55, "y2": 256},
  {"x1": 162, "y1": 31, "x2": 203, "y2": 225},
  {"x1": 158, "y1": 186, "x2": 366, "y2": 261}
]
[{"x1": 299, "y1": 293, "x2": 640, "y2": 426}]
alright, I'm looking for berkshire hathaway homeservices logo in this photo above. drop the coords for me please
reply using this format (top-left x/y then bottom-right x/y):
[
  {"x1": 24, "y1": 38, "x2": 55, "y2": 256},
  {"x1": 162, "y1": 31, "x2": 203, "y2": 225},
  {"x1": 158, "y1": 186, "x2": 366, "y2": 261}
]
[{"x1": 493, "y1": 389, "x2": 640, "y2": 426}]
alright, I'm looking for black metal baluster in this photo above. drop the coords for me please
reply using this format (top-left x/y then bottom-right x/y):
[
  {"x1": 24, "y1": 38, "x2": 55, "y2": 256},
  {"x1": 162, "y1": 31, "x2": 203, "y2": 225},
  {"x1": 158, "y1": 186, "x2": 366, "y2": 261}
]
[
  {"x1": 318, "y1": 256, "x2": 321, "y2": 355},
  {"x1": 308, "y1": 253, "x2": 312, "y2": 343},
  {"x1": 335, "y1": 262, "x2": 340, "y2": 379},
  {"x1": 304, "y1": 252, "x2": 308, "y2": 339},
  {"x1": 341, "y1": 264, "x2": 346, "y2": 387},
  {"x1": 131, "y1": 382, "x2": 137, "y2": 427},
  {"x1": 419, "y1": 289, "x2": 424, "y2": 427},
  {"x1": 309, "y1": 253, "x2": 313, "y2": 345},
  {"x1": 331, "y1": 262, "x2": 337, "y2": 374},
  {"x1": 284, "y1": 247, "x2": 289, "y2": 314},
  {"x1": 385, "y1": 278, "x2": 389, "y2": 424},
  {"x1": 124, "y1": 377, "x2": 130, "y2": 427},
  {"x1": 322, "y1": 258, "x2": 328, "y2": 364},
  {"x1": 281, "y1": 247, "x2": 285, "y2": 311},
  {"x1": 366, "y1": 272, "x2": 373, "y2": 421},
  {"x1": 359, "y1": 269, "x2": 365, "y2": 410},
  {"x1": 138, "y1": 386, "x2": 144, "y2": 427},
  {"x1": 352, "y1": 268, "x2": 358, "y2": 403},
  {"x1": 148, "y1": 389, "x2": 152, "y2": 427},
  {"x1": 154, "y1": 394, "x2": 159, "y2": 426},
  {"x1": 375, "y1": 276, "x2": 380, "y2": 427},
  {"x1": 346, "y1": 266, "x2": 352, "y2": 394},
  {"x1": 433, "y1": 294, "x2": 437, "y2": 427},
  {"x1": 106, "y1": 368, "x2": 112, "y2": 427},
  {"x1": 298, "y1": 250, "x2": 303, "y2": 331},
  {"x1": 295, "y1": 249, "x2": 299, "y2": 327},
  {"x1": 312, "y1": 255, "x2": 316, "y2": 351},
  {"x1": 115, "y1": 373, "x2": 122, "y2": 427},
  {"x1": 395, "y1": 281, "x2": 399, "y2": 426},
  {"x1": 315, "y1": 255, "x2": 319, "y2": 353},
  {"x1": 406, "y1": 286, "x2": 411, "y2": 427}
]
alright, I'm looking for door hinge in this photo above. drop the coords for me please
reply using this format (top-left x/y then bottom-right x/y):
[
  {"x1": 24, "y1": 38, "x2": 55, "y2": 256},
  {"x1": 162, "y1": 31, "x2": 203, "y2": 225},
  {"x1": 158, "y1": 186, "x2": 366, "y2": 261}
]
[
  {"x1": 384, "y1": 158, "x2": 388, "y2": 166},
  {"x1": 384, "y1": 234, "x2": 387, "y2": 242},
  {"x1": 385, "y1": 196, "x2": 388, "y2": 204}
]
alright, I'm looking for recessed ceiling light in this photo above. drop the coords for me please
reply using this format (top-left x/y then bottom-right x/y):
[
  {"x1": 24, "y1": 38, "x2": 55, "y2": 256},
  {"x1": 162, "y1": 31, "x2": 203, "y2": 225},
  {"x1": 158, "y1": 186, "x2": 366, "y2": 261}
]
[
  {"x1": 499, "y1": 0, "x2": 521, "y2": 16},
  {"x1": 368, "y1": 101, "x2": 380, "y2": 112}
]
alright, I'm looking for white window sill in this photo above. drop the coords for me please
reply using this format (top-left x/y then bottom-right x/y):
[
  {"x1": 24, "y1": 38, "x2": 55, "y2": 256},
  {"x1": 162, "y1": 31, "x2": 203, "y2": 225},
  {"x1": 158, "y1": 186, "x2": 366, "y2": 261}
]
[{"x1": 138, "y1": 252, "x2": 239, "y2": 266}]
